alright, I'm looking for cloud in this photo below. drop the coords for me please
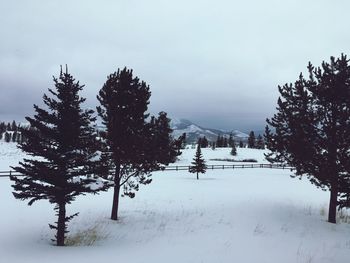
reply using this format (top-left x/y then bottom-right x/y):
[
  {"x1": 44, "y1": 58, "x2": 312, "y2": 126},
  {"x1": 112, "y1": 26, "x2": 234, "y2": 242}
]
[{"x1": 1, "y1": 0, "x2": 349, "y2": 130}]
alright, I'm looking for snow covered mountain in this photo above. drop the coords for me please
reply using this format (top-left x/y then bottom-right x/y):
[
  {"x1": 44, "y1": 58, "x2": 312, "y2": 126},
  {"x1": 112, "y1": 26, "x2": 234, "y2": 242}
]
[{"x1": 170, "y1": 118, "x2": 249, "y2": 143}]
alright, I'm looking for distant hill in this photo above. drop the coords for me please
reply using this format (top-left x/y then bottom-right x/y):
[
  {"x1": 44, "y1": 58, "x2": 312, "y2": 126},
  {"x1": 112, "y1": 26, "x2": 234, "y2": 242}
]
[{"x1": 170, "y1": 118, "x2": 249, "y2": 143}]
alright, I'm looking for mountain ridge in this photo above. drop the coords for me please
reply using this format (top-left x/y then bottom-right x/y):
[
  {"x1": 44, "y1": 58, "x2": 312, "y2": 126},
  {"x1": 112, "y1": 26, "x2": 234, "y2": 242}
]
[{"x1": 170, "y1": 118, "x2": 249, "y2": 143}]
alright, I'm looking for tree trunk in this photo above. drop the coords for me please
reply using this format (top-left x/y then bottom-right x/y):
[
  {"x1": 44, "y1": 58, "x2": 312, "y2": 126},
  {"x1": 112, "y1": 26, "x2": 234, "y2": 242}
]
[
  {"x1": 328, "y1": 176, "x2": 338, "y2": 224},
  {"x1": 56, "y1": 202, "x2": 66, "y2": 246},
  {"x1": 111, "y1": 164, "x2": 121, "y2": 220},
  {"x1": 196, "y1": 172, "x2": 198, "y2": 180}
]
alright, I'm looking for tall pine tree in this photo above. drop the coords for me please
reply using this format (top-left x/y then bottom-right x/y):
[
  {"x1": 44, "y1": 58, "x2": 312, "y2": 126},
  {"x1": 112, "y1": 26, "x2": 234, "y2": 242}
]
[
  {"x1": 265, "y1": 54, "x2": 350, "y2": 223},
  {"x1": 97, "y1": 67, "x2": 182, "y2": 220},
  {"x1": 10, "y1": 67, "x2": 109, "y2": 246}
]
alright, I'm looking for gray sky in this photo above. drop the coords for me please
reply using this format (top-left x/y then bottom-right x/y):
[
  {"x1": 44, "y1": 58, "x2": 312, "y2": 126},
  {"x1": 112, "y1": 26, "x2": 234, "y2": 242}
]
[{"x1": 1, "y1": 0, "x2": 349, "y2": 132}]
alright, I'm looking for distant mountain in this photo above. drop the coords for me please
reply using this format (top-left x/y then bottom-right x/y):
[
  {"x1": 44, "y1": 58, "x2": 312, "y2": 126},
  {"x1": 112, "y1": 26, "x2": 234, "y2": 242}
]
[{"x1": 170, "y1": 118, "x2": 249, "y2": 143}]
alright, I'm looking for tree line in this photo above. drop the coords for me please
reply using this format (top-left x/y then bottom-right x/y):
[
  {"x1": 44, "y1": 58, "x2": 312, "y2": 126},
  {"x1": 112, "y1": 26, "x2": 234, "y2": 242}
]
[
  {"x1": 0, "y1": 121, "x2": 28, "y2": 143},
  {"x1": 196, "y1": 132, "x2": 265, "y2": 149}
]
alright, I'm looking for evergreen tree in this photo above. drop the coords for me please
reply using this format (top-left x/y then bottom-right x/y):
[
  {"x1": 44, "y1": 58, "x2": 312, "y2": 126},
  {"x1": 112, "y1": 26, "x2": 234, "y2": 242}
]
[
  {"x1": 197, "y1": 137, "x2": 202, "y2": 147},
  {"x1": 97, "y1": 67, "x2": 181, "y2": 220},
  {"x1": 256, "y1": 134, "x2": 265, "y2": 149},
  {"x1": 265, "y1": 54, "x2": 350, "y2": 223},
  {"x1": 4, "y1": 132, "x2": 10, "y2": 142},
  {"x1": 10, "y1": 67, "x2": 109, "y2": 246},
  {"x1": 230, "y1": 143, "x2": 237, "y2": 156},
  {"x1": 189, "y1": 144, "x2": 206, "y2": 180},
  {"x1": 200, "y1": 136, "x2": 209, "y2": 148},
  {"x1": 247, "y1": 131, "x2": 256, "y2": 148},
  {"x1": 223, "y1": 137, "x2": 228, "y2": 147},
  {"x1": 239, "y1": 140, "x2": 244, "y2": 148},
  {"x1": 228, "y1": 133, "x2": 234, "y2": 147},
  {"x1": 180, "y1": 133, "x2": 187, "y2": 149},
  {"x1": 211, "y1": 141, "x2": 216, "y2": 150},
  {"x1": 6, "y1": 122, "x2": 11, "y2": 131},
  {"x1": 216, "y1": 135, "x2": 221, "y2": 147},
  {"x1": 12, "y1": 131, "x2": 17, "y2": 142},
  {"x1": 150, "y1": 112, "x2": 183, "y2": 164},
  {"x1": 0, "y1": 122, "x2": 6, "y2": 134},
  {"x1": 11, "y1": 120, "x2": 17, "y2": 131}
]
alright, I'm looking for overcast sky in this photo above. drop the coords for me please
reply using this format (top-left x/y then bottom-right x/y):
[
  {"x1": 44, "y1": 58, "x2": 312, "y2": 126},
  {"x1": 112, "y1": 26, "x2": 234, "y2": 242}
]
[{"x1": 1, "y1": 0, "x2": 349, "y2": 131}]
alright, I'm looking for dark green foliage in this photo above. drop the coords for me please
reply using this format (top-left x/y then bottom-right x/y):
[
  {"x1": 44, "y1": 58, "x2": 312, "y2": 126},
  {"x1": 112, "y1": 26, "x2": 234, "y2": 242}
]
[
  {"x1": 247, "y1": 131, "x2": 256, "y2": 148},
  {"x1": 180, "y1": 133, "x2": 187, "y2": 149},
  {"x1": 11, "y1": 67, "x2": 109, "y2": 246},
  {"x1": 230, "y1": 143, "x2": 237, "y2": 156},
  {"x1": 239, "y1": 140, "x2": 244, "y2": 148},
  {"x1": 97, "y1": 67, "x2": 182, "y2": 220},
  {"x1": 265, "y1": 54, "x2": 350, "y2": 223},
  {"x1": 11, "y1": 120, "x2": 17, "y2": 131},
  {"x1": 198, "y1": 136, "x2": 209, "y2": 148},
  {"x1": 150, "y1": 112, "x2": 184, "y2": 164},
  {"x1": 216, "y1": 134, "x2": 227, "y2": 147},
  {"x1": 12, "y1": 131, "x2": 17, "y2": 142},
  {"x1": 189, "y1": 144, "x2": 206, "y2": 179},
  {"x1": 256, "y1": 134, "x2": 265, "y2": 149},
  {"x1": 228, "y1": 133, "x2": 234, "y2": 147},
  {"x1": 4, "y1": 132, "x2": 11, "y2": 142}
]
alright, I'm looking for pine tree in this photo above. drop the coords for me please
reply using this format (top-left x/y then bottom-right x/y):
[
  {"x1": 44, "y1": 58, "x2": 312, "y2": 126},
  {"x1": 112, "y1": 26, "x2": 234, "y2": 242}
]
[
  {"x1": 150, "y1": 112, "x2": 183, "y2": 164},
  {"x1": 11, "y1": 120, "x2": 17, "y2": 131},
  {"x1": 189, "y1": 144, "x2": 206, "y2": 180},
  {"x1": 216, "y1": 135, "x2": 221, "y2": 147},
  {"x1": 247, "y1": 131, "x2": 256, "y2": 148},
  {"x1": 239, "y1": 140, "x2": 244, "y2": 148},
  {"x1": 12, "y1": 131, "x2": 17, "y2": 142},
  {"x1": 97, "y1": 67, "x2": 181, "y2": 220},
  {"x1": 201, "y1": 136, "x2": 208, "y2": 148},
  {"x1": 197, "y1": 137, "x2": 202, "y2": 147},
  {"x1": 256, "y1": 134, "x2": 265, "y2": 149},
  {"x1": 10, "y1": 67, "x2": 109, "y2": 246},
  {"x1": 230, "y1": 143, "x2": 237, "y2": 156},
  {"x1": 223, "y1": 137, "x2": 228, "y2": 147},
  {"x1": 228, "y1": 133, "x2": 234, "y2": 147},
  {"x1": 180, "y1": 133, "x2": 187, "y2": 149},
  {"x1": 4, "y1": 132, "x2": 10, "y2": 142},
  {"x1": 211, "y1": 141, "x2": 216, "y2": 150},
  {"x1": 265, "y1": 54, "x2": 350, "y2": 223}
]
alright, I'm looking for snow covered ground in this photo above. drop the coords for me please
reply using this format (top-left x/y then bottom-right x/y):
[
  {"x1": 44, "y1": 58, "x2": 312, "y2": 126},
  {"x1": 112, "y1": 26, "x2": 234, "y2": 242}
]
[{"x1": 1, "y1": 142, "x2": 350, "y2": 263}]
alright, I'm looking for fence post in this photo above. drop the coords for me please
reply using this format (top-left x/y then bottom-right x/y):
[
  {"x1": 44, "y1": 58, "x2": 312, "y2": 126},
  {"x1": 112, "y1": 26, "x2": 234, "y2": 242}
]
[
  {"x1": 9, "y1": 170, "x2": 12, "y2": 176},
  {"x1": 176, "y1": 166, "x2": 178, "y2": 171}
]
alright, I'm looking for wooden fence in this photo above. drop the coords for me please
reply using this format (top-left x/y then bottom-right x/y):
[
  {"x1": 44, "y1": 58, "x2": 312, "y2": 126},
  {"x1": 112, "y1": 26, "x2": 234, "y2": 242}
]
[{"x1": 0, "y1": 163, "x2": 293, "y2": 178}]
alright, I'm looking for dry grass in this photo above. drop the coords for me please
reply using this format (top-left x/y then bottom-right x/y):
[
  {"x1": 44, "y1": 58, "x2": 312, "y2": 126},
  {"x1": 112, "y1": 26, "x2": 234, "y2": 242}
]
[{"x1": 65, "y1": 223, "x2": 109, "y2": 246}]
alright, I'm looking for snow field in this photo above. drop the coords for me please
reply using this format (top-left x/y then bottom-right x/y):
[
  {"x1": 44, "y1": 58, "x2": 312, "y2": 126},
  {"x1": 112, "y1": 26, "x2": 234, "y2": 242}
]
[{"x1": 0, "y1": 143, "x2": 349, "y2": 263}]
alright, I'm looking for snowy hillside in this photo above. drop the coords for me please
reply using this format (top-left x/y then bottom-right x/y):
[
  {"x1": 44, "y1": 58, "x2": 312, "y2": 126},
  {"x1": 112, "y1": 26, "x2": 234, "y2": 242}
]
[
  {"x1": 171, "y1": 118, "x2": 249, "y2": 142},
  {"x1": 0, "y1": 143, "x2": 350, "y2": 263}
]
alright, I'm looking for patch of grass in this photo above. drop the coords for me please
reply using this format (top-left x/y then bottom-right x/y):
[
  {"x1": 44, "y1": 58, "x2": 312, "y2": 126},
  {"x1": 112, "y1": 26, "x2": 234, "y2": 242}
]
[
  {"x1": 319, "y1": 205, "x2": 350, "y2": 224},
  {"x1": 65, "y1": 223, "x2": 109, "y2": 246},
  {"x1": 319, "y1": 206, "x2": 326, "y2": 217},
  {"x1": 337, "y1": 208, "x2": 350, "y2": 224}
]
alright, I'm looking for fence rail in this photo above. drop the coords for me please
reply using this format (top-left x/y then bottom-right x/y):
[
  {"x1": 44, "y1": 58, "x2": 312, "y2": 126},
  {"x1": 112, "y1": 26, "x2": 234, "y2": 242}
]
[{"x1": 0, "y1": 163, "x2": 294, "y2": 178}]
